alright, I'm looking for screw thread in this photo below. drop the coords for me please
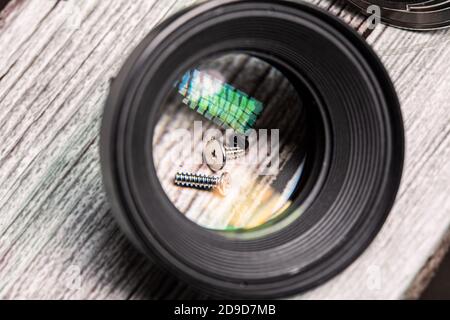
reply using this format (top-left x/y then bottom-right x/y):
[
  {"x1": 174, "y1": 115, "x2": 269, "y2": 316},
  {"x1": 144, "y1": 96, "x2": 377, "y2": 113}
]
[
  {"x1": 174, "y1": 172, "x2": 220, "y2": 190},
  {"x1": 224, "y1": 146, "x2": 245, "y2": 160}
]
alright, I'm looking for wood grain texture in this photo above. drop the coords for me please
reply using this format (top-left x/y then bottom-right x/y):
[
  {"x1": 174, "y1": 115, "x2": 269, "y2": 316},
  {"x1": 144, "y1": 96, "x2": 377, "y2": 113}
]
[{"x1": 0, "y1": 0, "x2": 448, "y2": 300}]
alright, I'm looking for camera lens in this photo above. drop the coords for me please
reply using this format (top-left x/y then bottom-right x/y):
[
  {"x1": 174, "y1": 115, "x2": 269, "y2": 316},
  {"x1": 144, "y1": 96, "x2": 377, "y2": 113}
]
[{"x1": 101, "y1": 0, "x2": 404, "y2": 298}]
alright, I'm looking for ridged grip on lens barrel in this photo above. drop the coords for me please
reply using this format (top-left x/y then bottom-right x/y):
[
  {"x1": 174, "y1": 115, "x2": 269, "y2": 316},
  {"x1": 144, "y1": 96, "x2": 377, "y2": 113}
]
[{"x1": 100, "y1": 0, "x2": 404, "y2": 298}]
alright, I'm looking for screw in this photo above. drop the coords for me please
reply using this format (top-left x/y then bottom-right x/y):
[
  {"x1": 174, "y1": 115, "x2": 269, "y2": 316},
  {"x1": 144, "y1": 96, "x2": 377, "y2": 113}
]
[
  {"x1": 174, "y1": 172, "x2": 231, "y2": 196},
  {"x1": 203, "y1": 138, "x2": 245, "y2": 172}
]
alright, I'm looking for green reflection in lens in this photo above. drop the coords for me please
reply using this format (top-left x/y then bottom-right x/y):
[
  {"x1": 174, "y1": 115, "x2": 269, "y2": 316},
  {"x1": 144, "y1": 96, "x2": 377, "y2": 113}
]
[{"x1": 177, "y1": 69, "x2": 264, "y2": 134}]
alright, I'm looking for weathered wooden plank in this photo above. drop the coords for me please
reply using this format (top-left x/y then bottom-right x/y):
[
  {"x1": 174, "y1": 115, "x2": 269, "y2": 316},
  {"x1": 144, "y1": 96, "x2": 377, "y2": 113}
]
[
  {"x1": 0, "y1": 0, "x2": 199, "y2": 300},
  {"x1": 0, "y1": 0, "x2": 448, "y2": 300}
]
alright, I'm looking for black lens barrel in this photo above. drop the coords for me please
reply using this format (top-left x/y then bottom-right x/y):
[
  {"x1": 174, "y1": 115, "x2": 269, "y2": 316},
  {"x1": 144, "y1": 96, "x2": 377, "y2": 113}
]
[{"x1": 101, "y1": 0, "x2": 404, "y2": 298}]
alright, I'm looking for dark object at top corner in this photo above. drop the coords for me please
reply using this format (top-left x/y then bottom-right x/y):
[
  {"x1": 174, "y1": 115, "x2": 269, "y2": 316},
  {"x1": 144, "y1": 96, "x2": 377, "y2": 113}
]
[{"x1": 347, "y1": 0, "x2": 450, "y2": 30}]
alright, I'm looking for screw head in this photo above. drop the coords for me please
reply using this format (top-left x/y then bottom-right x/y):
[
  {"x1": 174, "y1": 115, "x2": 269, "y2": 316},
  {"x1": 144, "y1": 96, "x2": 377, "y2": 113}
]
[
  {"x1": 203, "y1": 138, "x2": 226, "y2": 172},
  {"x1": 217, "y1": 172, "x2": 232, "y2": 196}
]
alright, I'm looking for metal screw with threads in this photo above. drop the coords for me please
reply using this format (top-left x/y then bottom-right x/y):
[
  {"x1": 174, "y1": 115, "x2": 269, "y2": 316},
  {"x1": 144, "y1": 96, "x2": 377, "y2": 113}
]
[
  {"x1": 203, "y1": 138, "x2": 245, "y2": 172},
  {"x1": 174, "y1": 172, "x2": 231, "y2": 196},
  {"x1": 223, "y1": 146, "x2": 245, "y2": 160}
]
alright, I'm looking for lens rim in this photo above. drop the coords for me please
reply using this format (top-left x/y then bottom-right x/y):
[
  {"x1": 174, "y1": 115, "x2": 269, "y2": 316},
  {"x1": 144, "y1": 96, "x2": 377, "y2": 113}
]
[{"x1": 101, "y1": 0, "x2": 404, "y2": 298}]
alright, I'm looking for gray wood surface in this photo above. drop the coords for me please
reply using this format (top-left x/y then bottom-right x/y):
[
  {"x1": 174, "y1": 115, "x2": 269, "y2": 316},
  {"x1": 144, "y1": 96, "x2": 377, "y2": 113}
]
[{"x1": 0, "y1": 0, "x2": 448, "y2": 299}]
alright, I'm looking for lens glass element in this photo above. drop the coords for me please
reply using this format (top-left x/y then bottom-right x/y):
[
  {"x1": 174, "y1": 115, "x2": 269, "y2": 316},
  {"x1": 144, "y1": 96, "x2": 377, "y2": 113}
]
[{"x1": 152, "y1": 53, "x2": 319, "y2": 232}]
